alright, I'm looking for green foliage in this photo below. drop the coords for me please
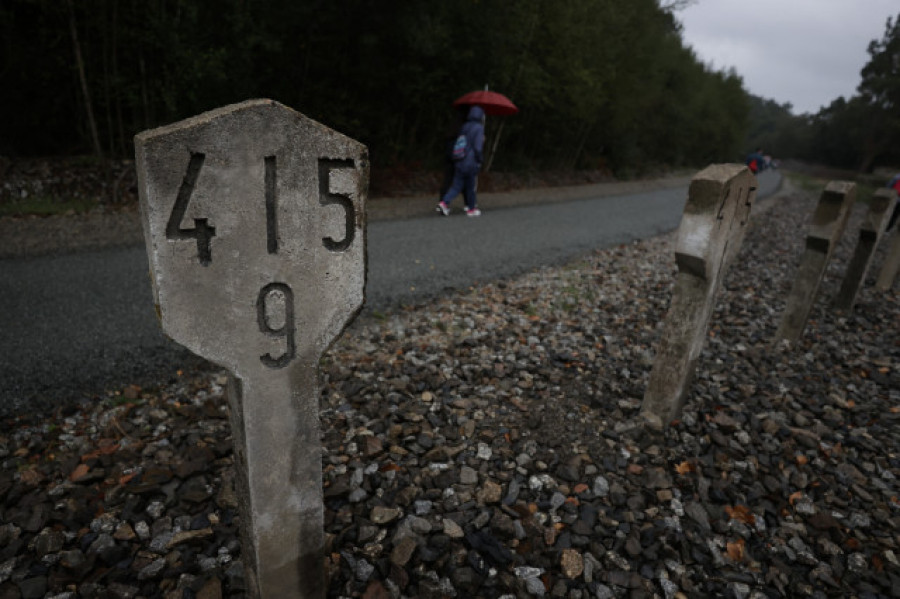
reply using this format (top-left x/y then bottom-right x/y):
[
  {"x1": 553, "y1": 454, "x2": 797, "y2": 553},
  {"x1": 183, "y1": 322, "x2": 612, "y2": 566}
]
[
  {"x1": 1, "y1": 0, "x2": 753, "y2": 175},
  {"x1": 855, "y1": 14, "x2": 900, "y2": 170}
]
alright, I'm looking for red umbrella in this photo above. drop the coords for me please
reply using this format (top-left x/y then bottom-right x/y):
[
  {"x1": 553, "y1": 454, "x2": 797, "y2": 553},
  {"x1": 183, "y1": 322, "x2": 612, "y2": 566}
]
[{"x1": 453, "y1": 90, "x2": 518, "y2": 116}]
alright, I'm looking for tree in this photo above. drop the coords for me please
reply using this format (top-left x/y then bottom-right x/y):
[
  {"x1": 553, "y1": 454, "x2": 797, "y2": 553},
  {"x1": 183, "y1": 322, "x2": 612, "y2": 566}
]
[
  {"x1": 856, "y1": 13, "x2": 900, "y2": 170},
  {"x1": 0, "y1": 0, "x2": 754, "y2": 179},
  {"x1": 738, "y1": 11, "x2": 900, "y2": 172},
  {"x1": 66, "y1": 0, "x2": 103, "y2": 162}
]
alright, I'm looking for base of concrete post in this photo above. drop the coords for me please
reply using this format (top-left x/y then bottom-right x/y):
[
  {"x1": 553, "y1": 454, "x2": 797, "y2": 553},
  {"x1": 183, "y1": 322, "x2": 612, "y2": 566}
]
[
  {"x1": 641, "y1": 164, "x2": 755, "y2": 424},
  {"x1": 876, "y1": 233, "x2": 900, "y2": 291},
  {"x1": 774, "y1": 181, "x2": 856, "y2": 342},
  {"x1": 227, "y1": 369, "x2": 326, "y2": 599}
]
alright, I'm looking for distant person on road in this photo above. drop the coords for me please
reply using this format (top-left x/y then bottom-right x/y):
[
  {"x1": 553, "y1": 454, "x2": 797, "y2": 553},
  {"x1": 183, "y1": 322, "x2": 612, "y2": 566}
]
[
  {"x1": 437, "y1": 105, "x2": 485, "y2": 217},
  {"x1": 438, "y1": 107, "x2": 469, "y2": 204},
  {"x1": 886, "y1": 173, "x2": 900, "y2": 231},
  {"x1": 745, "y1": 148, "x2": 764, "y2": 174}
]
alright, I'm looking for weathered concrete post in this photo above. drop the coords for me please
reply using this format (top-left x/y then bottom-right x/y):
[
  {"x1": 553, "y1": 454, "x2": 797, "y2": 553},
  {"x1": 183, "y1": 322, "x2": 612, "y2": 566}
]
[
  {"x1": 875, "y1": 208, "x2": 900, "y2": 291},
  {"x1": 135, "y1": 100, "x2": 367, "y2": 599},
  {"x1": 774, "y1": 181, "x2": 855, "y2": 342},
  {"x1": 641, "y1": 164, "x2": 755, "y2": 424},
  {"x1": 834, "y1": 188, "x2": 897, "y2": 309}
]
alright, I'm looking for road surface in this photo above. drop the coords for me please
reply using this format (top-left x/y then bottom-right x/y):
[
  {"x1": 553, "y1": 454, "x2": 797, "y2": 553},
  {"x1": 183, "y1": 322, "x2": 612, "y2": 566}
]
[{"x1": 0, "y1": 171, "x2": 781, "y2": 416}]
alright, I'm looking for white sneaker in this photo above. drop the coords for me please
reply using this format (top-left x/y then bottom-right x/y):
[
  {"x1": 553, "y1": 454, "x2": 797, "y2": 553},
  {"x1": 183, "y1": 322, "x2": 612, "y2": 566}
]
[
  {"x1": 466, "y1": 207, "x2": 481, "y2": 217},
  {"x1": 436, "y1": 202, "x2": 450, "y2": 216}
]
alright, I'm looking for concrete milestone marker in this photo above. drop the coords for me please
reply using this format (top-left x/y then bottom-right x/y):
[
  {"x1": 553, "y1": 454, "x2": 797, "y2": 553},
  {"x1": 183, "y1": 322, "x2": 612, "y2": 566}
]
[
  {"x1": 775, "y1": 181, "x2": 855, "y2": 342},
  {"x1": 875, "y1": 204, "x2": 900, "y2": 291},
  {"x1": 135, "y1": 99, "x2": 368, "y2": 598},
  {"x1": 641, "y1": 164, "x2": 755, "y2": 424},
  {"x1": 834, "y1": 188, "x2": 897, "y2": 309}
]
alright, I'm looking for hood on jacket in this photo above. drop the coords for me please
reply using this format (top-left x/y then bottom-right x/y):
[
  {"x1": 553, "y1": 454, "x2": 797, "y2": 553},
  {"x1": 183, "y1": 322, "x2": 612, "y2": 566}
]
[{"x1": 467, "y1": 105, "x2": 485, "y2": 123}]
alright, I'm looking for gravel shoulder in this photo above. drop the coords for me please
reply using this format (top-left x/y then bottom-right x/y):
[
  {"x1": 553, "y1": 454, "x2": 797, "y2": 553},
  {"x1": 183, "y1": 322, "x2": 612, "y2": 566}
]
[{"x1": 1, "y1": 179, "x2": 897, "y2": 598}]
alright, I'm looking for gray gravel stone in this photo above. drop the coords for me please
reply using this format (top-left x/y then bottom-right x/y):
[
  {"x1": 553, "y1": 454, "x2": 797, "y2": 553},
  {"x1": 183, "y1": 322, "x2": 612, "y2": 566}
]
[{"x1": 1, "y1": 180, "x2": 897, "y2": 597}]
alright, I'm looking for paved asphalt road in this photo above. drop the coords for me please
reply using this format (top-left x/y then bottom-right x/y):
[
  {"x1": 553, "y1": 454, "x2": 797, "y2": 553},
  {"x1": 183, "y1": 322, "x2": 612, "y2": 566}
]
[{"x1": 0, "y1": 171, "x2": 781, "y2": 416}]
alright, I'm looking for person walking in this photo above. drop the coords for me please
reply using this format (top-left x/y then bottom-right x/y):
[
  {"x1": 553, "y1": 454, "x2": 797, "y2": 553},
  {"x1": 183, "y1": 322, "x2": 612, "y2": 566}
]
[
  {"x1": 886, "y1": 173, "x2": 900, "y2": 231},
  {"x1": 745, "y1": 148, "x2": 764, "y2": 174},
  {"x1": 438, "y1": 106, "x2": 469, "y2": 204},
  {"x1": 437, "y1": 105, "x2": 485, "y2": 217}
]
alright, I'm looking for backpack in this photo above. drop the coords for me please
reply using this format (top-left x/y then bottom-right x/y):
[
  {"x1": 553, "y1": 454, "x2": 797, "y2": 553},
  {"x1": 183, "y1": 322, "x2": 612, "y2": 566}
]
[
  {"x1": 748, "y1": 158, "x2": 758, "y2": 174},
  {"x1": 451, "y1": 133, "x2": 468, "y2": 161}
]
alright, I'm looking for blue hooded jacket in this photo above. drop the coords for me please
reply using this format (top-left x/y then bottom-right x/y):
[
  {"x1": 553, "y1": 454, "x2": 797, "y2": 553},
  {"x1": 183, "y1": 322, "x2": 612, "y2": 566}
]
[{"x1": 455, "y1": 105, "x2": 485, "y2": 175}]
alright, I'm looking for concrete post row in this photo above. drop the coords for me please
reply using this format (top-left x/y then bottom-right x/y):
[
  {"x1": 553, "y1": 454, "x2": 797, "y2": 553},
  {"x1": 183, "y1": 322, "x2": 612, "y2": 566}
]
[
  {"x1": 875, "y1": 201, "x2": 900, "y2": 291},
  {"x1": 774, "y1": 181, "x2": 856, "y2": 343},
  {"x1": 641, "y1": 164, "x2": 755, "y2": 425},
  {"x1": 834, "y1": 188, "x2": 897, "y2": 309},
  {"x1": 135, "y1": 99, "x2": 367, "y2": 599}
]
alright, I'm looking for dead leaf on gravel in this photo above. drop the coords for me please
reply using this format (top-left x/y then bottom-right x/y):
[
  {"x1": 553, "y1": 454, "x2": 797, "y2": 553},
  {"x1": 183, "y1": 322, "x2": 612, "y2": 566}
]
[
  {"x1": 70, "y1": 463, "x2": 90, "y2": 482},
  {"x1": 81, "y1": 443, "x2": 120, "y2": 461},
  {"x1": 725, "y1": 505, "x2": 756, "y2": 525},
  {"x1": 19, "y1": 467, "x2": 43, "y2": 486},
  {"x1": 675, "y1": 461, "x2": 696, "y2": 475},
  {"x1": 726, "y1": 538, "x2": 746, "y2": 561}
]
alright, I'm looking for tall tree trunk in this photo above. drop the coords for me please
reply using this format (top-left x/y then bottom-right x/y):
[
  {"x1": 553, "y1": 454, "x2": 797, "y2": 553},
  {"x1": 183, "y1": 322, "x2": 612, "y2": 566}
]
[
  {"x1": 102, "y1": 0, "x2": 115, "y2": 159},
  {"x1": 67, "y1": 0, "x2": 104, "y2": 162},
  {"x1": 112, "y1": 0, "x2": 127, "y2": 157},
  {"x1": 139, "y1": 53, "x2": 150, "y2": 129},
  {"x1": 858, "y1": 113, "x2": 888, "y2": 173}
]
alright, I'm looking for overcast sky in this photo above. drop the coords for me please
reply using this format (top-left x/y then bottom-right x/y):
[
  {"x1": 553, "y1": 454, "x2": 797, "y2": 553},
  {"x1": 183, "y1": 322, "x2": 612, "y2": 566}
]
[{"x1": 677, "y1": 1, "x2": 899, "y2": 115}]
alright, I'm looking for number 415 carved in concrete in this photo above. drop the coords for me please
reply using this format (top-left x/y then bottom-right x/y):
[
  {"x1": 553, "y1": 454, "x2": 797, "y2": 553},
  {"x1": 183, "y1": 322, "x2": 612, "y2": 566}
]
[
  {"x1": 166, "y1": 152, "x2": 358, "y2": 370},
  {"x1": 168, "y1": 153, "x2": 356, "y2": 266},
  {"x1": 137, "y1": 101, "x2": 367, "y2": 599}
]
